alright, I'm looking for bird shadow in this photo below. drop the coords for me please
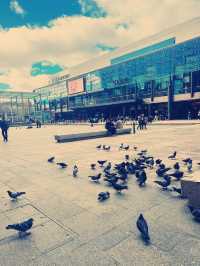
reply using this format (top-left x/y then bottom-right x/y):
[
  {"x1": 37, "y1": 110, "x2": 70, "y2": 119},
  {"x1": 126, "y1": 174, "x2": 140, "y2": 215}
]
[{"x1": 0, "y1": 232, "x2": 31, "y2": 246}]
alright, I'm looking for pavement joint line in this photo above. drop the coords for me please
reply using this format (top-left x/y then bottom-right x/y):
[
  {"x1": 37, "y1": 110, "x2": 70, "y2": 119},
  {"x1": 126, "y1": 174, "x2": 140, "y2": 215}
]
[
  {"x1": 1, "y1": 202, "x2": 32, "y2": 214},
  {"x1": 30, "y1": 237, "x2": 75, "y2": 261},
  {"x1": 26, "y1": 201, "x2": 80, "y2": 237}
]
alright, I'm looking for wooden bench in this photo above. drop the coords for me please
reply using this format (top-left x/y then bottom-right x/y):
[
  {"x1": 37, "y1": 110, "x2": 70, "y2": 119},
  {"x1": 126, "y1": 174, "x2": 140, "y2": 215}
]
[{"x1": 55, "y1": 128, "x2": 132, "y2": 143}]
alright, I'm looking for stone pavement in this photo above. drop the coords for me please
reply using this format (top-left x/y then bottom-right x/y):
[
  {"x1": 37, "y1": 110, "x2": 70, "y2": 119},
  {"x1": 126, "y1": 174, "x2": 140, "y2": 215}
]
[{"x1": 0, "y1": 124, "x2": 200, "y2": 266}]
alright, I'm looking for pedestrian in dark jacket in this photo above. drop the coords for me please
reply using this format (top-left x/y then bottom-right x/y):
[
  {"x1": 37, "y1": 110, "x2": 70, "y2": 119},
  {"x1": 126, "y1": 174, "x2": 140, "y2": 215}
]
[{"x1": 0, "y1": 119, "x2": 9, "y2": 142}]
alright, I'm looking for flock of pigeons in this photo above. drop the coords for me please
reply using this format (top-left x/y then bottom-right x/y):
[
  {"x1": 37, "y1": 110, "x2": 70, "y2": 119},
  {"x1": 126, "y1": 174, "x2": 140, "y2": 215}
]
[{"x1": 5, "y1": 143, "x2": 200, "y2": 244}]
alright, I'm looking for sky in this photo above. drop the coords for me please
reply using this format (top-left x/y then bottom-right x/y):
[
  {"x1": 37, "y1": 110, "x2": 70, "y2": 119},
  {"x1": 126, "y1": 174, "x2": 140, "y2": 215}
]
[{"x1": 0, "y1": 0, "x2": 200, "y2": 92}]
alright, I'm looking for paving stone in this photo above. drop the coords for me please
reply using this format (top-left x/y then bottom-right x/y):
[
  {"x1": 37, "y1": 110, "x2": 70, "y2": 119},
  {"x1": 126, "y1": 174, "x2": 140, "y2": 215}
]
[{"x1": 0, "y1": 124, "x2": 200, "y2": 265}]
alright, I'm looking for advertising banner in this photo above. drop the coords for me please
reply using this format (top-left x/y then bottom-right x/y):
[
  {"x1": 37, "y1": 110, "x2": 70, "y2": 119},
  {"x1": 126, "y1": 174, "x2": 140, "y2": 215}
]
[{"x1": 68, "y1": 78, "x2": 84, "y2": 95}]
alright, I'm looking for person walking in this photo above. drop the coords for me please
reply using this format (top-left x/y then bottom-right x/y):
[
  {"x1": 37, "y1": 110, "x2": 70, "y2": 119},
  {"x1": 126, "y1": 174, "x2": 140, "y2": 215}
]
[{"x1": 0, "y1": 118, "x2": 9, "y2": 142}]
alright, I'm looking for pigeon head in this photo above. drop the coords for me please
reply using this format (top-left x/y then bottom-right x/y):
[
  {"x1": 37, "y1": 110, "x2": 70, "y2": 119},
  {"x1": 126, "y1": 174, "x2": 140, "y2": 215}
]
[{"x1": 138, "y1": 213, "x2": 144, "y2": 220}]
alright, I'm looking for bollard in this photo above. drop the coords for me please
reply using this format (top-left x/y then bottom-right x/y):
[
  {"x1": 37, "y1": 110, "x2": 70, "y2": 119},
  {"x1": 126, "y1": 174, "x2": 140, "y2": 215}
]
[{"x1": 132, "y1": 122, "x2": 136, "y2": 134}]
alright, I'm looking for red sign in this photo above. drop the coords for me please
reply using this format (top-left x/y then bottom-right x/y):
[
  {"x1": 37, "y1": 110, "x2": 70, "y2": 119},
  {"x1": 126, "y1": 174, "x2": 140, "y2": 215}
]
[{"x1": 68, "y1": 78, "x2": 84, "y2": 95}]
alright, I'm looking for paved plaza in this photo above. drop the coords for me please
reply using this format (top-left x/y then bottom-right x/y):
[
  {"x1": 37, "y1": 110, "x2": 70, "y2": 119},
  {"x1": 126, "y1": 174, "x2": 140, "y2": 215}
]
[{"x1": 0, "y1": 123, "x2": 200, "y2": 266}]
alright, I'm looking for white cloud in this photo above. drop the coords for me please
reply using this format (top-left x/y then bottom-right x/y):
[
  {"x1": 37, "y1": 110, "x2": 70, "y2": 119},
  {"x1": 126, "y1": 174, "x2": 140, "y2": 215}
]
[
  {"x1": 10, "y1": 0, "x2": 26, "y2": 16},
  {"x1": 0, "y1": 0, "x2": 200, "y2": 92}
]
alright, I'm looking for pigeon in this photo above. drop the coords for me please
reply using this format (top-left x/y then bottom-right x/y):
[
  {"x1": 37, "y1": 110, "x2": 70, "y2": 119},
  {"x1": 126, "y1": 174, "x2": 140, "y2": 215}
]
[
  {"x1": 141, "y1": 150, "x2": 147, "y2": 154},
  {"x1": 173, "y1": 162, "x2": 180, "y2": 170},
  {"x1": 172, "y1": 187, "x2": 182, "y2": 195},
  {"x1": 168, "y1": 151, "x2": 177, "y2": 160},
  {"x1": 104, "y1": 176, "x2": 119, "y2": 184},
  {"x1": 188, "y1": 206, "x2": 200, "y2": 222},
  {"x1": 137, "y1": 170, "x2": 147, "y2": 187},
  {"x1": 48, "y1": 156, "x2": 55, "y2": 163},
  {"x1": 169, "y1": 171, "x2": 184, "y2": 181},
  {"x1": 97, "y1": 160, "x2": 107, "y2": 167},
  {"x1": 98, "y1": 192, "x2": 110, "y2": 202},
  {"x1": 146, "y1": 158, "x2": 154, "y2": 169},
  {"x1": 89, "y1": 173, "x2": 102, "y2": 182},
  {"x1": 96, "y1": 144, "x2": 102, "y2": 149},
  {"x1": 155, "y1": 159, "x2": 162, "y2": 165},
  {"x1": 136, "y1": 214, "x2": 150, "y2": 244},
  {"x1": 104, "y1": 171, "x2": 117, "y2": 178},
  {"x1": 119, "y1": 143, "x2": 124, "y2": 150},
  {"x1": 125, "y1": 155, "x2": 130, "y2": 161},
  {"x1": 182, "y1": 158, "x2": 191, "y2": 164},
  {"x1": 73, "y1": 165, "x2": 78, "y2": 177},
  {"x1": 57, "y1": 162, "x2": 67, "y2": 168},
  {"x1": 111, "y1": 181, "x2": 128, "y2": 193},
  {"x1": 118, "y1": 172, "x2": 128, "y2": 183},
  {"x1": 7, "y1": 191, "x2": 26, "y2": 200},
  {"x1": 124, "y1": 145, "x2": 130, "y2": 151},
  {"x1": 104, "y1": 162, "x2": 112, "y2": 172},
  {"x1": 154, "y1": 175, "x2": 171, "y2": 190},
  {"x1": 156, "y1": 166, "x2": 171, "y2": 177},
  {"x1": 187, "y1": 159, "x2": 192, "y2": 172},
  {"x1": 90, "y1": 163, "x2": 96, "y2": 170},
  {"x1": 103, "y1": 145, "x2": 111, "y2": 151},
  {"x1": 6, "y1": 218, "x2": 34, "y2": 236}
]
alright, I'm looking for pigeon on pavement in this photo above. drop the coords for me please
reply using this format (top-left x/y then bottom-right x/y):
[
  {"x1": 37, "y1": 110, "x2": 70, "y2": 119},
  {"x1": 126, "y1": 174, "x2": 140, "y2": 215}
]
[
  {"x1": 6, "y1": 218, "x2": 34, "y2": 236},
  {"x1": 136, "y1": 214, "x2": 150, "y2": 244},
  {"x1": 7, "y1": 191, "x2": 26, "y2": 200},
  {"x1": 48, "y1": 156, "x2": 55, "y2": 163}
]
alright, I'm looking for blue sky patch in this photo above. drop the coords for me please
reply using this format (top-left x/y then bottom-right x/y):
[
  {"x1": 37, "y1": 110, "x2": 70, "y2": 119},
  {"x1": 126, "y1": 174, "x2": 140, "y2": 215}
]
[
  {"x1": 31, "y1": 61, "x2": 64, "y2": 76},
  {"x1": 0, "y1": 83, "x2": 11, "y2": 90}
]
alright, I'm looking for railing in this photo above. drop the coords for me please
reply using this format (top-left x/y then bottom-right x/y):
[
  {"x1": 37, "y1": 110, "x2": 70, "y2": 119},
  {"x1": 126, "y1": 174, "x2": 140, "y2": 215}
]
[{"x1": 69, "y1": 94, "x2": 136, "y2": 108}]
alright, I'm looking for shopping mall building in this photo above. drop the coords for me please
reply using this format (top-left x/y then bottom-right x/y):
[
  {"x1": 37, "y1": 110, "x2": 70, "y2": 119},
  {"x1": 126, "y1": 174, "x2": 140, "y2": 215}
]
[{"x1": 33, "y1": 17, "x2": 200, "y2": 121}]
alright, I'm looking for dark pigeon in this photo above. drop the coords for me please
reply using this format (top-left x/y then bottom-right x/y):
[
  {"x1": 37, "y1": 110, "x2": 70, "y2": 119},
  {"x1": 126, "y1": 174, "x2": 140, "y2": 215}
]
[
  {"x1": 89, "y1": 173, "x2": 102, "y2": 182},
  {"x1": 111, "y1": 181, "x2": 128, "y2": 193},
  {"x1": 7, "y1": 191, "x2": 26, "y2": 200},
  {"x1": 168, "y1": 151, "x2": 177, "y2": 160},
  {"x1": 97, "y1": 160, "x2": 107, "y2": 167},
  {"x1": 172, "y1": 187, "x2": 182, "y2": 195},
  {"x1": 173, "y1": 162, "x2": 180, "y2": 170},
  {"x1": 136, "y1": 214, "x2": 150, "y2": 244},
  {"x1": 48, "y1": 156, "x2": 55, "y2": 163},
  {"x1": 90, "y1": 163, "x2": 96, "y2": 170},
  {"x1": 137, "y1": 170, "x2": 147, "y2": 187},
  {"x1": 155, "y1": 159, "x2": 162, "y2": 165},
  {"x1": 96, "y1": 145, "x2": 102, "y2": 149},
  {"x1": 169, "y1": 171, "x2": 184, "y2": 181},
  {"x1": 98, "y1": 191, "x2": 110, "y2": 202},
  {"x1": 156, "y1": 166, "x2": 171, "y2": 177},
  {"x1": 182, "y1": 158, "x2": 191, "y2": 164},
  {"x1": 154, "y1": 175, "x2": 171, "y2": 190},
  {"x1": 6, "y1": 218, "x2": 34, "y2": 236},
  {"x1": 57, "y1": 162, "x2": 67, "y2": 168}
]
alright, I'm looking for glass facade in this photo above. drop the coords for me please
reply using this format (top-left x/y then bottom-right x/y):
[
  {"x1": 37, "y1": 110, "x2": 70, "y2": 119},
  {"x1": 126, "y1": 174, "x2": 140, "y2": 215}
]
[
  {"x1": 33, "y1": 36, "x2": 200, "y2": 116},
  {"x1": 111, "y1": 38, "x2": 176, "y2": 65},
  {"x1": 68, "y1": 36, "x2": 200, "y2": 108}
]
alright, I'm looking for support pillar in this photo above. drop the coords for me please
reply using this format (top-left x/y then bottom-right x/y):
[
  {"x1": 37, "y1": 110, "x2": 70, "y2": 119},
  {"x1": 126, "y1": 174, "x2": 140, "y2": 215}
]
[{"x1": 167, "y1": 76, "x2": 174, "y2": 120}]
